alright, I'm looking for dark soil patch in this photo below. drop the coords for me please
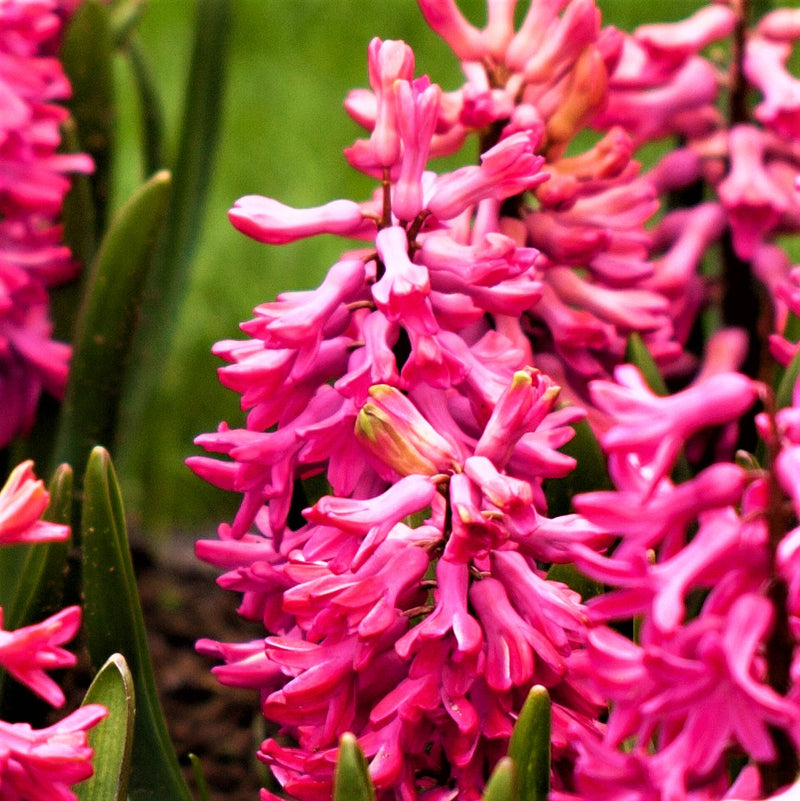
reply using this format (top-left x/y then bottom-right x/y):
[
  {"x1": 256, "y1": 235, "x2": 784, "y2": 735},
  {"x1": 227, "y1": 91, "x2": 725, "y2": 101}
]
[{"x1": 134, "y1": 534, "x2": 267, "y2": 801}]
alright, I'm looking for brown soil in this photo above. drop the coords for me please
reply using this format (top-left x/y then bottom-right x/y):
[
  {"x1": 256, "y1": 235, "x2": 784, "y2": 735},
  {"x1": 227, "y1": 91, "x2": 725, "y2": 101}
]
[{"x1": 134, "y1": 533, "x2": 267, "y2": 801}]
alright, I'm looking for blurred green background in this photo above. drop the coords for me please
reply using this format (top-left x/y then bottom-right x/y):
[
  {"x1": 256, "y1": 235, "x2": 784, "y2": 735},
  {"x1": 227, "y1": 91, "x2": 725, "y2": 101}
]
[{"x1": 107, "y1": 0, "x2": 706, "y2": 533}]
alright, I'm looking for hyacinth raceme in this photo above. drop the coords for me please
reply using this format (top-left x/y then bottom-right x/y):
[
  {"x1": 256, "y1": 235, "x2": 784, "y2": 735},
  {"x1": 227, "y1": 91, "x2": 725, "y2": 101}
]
[
  {"x1": 542, "y1": 365, "x2": 800, "y2": 801},
  {"x1": 0, "y1": 461, "x2": 105, "y2": 801},
  {"x1": 594, "y1": 1, "x2": 800, "y2": 377},
  {"x1": 0, "y1": 0, "x2": 92, "y2": 448},
  {"x1": 192, "y1": 1, "x2": 800, "y2": 800},
  {"x1": 189, "y1": 24, "x2": 626, "y2": 801}
]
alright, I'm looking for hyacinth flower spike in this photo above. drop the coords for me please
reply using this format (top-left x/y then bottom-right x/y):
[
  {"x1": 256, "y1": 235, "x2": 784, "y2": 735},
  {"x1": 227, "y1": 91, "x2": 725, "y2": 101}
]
[{"x1": 589, "y1": 365, "x2": 759, "y2": 491}]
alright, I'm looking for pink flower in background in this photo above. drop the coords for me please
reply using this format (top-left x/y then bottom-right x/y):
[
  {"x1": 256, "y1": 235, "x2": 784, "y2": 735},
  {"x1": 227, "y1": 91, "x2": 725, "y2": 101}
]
[
  {"x1": 0, "y1": 460, "x2": 104, "y2": 800},
  {"x1": 0, "y1": 605, "x2": 80, "y2": 708},
  {"x1": 0, "y1": 0, "x2": 92, "y2": 447},
  {"x1": 0, "y1": 705, "x2": 107, "y2": 801},
  {"x1": 0, "y1": 460, "x2": 68, "y2": 545}
]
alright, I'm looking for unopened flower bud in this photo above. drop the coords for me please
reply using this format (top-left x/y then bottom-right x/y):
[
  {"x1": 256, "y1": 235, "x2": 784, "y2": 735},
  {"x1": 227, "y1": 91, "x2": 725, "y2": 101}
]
[{"x1": 355, "y1": 384, "x2": 459, "y2": 476}]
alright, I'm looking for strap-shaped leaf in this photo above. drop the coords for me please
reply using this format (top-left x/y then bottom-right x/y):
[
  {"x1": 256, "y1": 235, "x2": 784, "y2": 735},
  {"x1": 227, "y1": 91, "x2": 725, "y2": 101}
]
[
  {"x1": 60, "y1": 117, "x2": 97, "y2": 288},
  {"x1": 625, "y1": 332, "x2": 668, "y2": 396},
  {"x1": 60, "y1": 0, "x2": 115, "y2": 235},
  {"x1": 482, "y1": 757, "x2": 517, "y2": 801},
  {"x1": 333, "y1": 733, "x2": 376, "y2": 801},
  {"x1": 121, "y1": 0, "x2": 231, "y2": 526},
  {"x1": 81, "y1": 447, "x2": 193, "y2": 801},
  {"x1": 51, "y1": 171, "x2": 171, "y2": 485},
  {"x1": 776, "y1": 340, "x2": 800, "y2": 411},
  {"x1": 75, "y1": 654, "x2": 136, "y2": 801},
  {"x1": 508, "y1": 685, "x2": 551, "y2": 801},
  {"x1": 188, "y1": 754, "x2": 212, "y2": 801},
  {"x1": 545, "y1": 416, "x2": 612, "y2": 517},
  {"x1": 125, "y1": 35, "x2": 166, "y2": 177}
]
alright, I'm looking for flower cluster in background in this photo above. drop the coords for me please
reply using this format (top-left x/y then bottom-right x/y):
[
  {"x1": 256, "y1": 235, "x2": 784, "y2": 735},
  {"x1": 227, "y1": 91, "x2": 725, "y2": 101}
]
[
  {"x1": 0, "y1": 461, "x2": 104, "y2": 801},
  {"x1": 191, "y1": 1, "x2": 800, "y2": 800},
  {"x1": 0, "y1": 0, "x2": 91, "y2": 448}
]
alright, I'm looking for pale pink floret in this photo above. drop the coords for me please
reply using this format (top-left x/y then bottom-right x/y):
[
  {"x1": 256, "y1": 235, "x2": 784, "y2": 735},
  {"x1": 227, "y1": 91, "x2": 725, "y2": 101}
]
[
  {"x1": 589, "y1": 365, "x2": 759, "y2": 490},
  {"x1": 598, "y1": 55, "x2": 720, "y2": 143},
  {"x1": 372, "y1": 225, "x2": 438, "y2": 335},
  {"x1": 633, "y1": 4, "x2": 736, "y2": 65},
  {"x1": 0, "y1": 704, "x2": 107, "y2": 801},
  {"x1": 228, "y1": 197, "x2": 367, "y2": 245},
  {"x1": 0, "y1": 605, "x2": 80, "y2": 707},
  {"x1": 367, "y1": 38, "x2": 416, "y2": 167},
  {"x1": 392, "y1": 78, "x2": 441, "y2": 221},
  {"x1": 0, "y1": 460, "x2": 68, "y2": 545},
  {"x1": 717, "y1": 125, "x2": 789, "y2": 260},
  {"x1": 416, "y1": 0, "x2": 486, "y2": 61},
  {"x1": 745, "y1": 35, "x2": 800, "y2": 141},
  {"x1": 426, "y1": 131, "x2": 547, "y2": 220}
]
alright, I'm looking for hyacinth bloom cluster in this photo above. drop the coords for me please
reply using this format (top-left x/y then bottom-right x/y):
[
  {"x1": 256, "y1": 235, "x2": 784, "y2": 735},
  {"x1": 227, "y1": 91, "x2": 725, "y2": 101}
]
[
  {"x1": 192, "y1": 1, "x2": 800, "y2": 801},
  {"x1": 533, "y1": 365, "x2": 800, "y2": 801},
  {"x1": 589, "y1": 2, "x2": 800, "y2": 373},
  {"x1": 0, "y1": 461, "x2": 105, "y2": 801},
  {"x1": 0, "y1": 0, "x2": 92, "y2": 448},
  {"x1": 188, "y1": 21, "x2": 628, "y2": 800}
]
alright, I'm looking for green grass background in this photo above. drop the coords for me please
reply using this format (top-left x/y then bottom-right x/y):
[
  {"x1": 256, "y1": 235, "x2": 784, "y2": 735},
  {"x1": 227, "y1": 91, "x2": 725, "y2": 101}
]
[{"x1": 109, "y1": 0, "x2": 706, "y2": 533}]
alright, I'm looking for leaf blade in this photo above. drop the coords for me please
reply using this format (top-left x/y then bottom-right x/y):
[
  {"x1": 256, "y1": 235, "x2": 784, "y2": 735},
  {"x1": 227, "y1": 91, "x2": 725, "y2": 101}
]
[
  {"x1": 80, "y1": 447, "x2": 193, "y2": 801},
  {"x1": 75, "y1": 654, "x2": 136, "y2": 801},
  {"x1": 333, "y1": 733, "x2": 376, "y2": 801},
  {"x1": 508, "y1": 685, "x2": 551, "y2": 801},
  {"x1": 51, "y1": 170, "x2": 172, "y2": 482}
]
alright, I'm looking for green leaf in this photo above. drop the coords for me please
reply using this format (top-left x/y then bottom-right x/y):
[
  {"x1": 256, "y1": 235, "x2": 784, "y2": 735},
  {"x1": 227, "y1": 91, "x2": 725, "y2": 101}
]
[
  {"x1": 545, "y1": 416, "x2": 612, "y2": 517},
  {"x1": 81, "y1": 447, "x2": 193, "y2": 801},
  {"x1": 625, "y1": 333, "x2": 668, "y2": 396},
  {"x1": 776, "y1": 342, "x2": 800, "y2": 411},
  {"x1": 508, "y1": 685, "x2": 551, "y2": 801},
  {"x1": 161, "y1": 0, "x2": 231, "y2": 271},
  {"x1": 546, "y1": 563, "x2": 604, "y2": 602},
  {"x1": 109, "y1": 0, "x2": 145, "y2": 46},
  {"x1": 75, "y1": 654, "x2": 136, "y2": 801},
  {"x1": 120, "y1": 0, "x2": 231, "y2": 527},
  {"x1": 482, "y1": 757, "x2": 517, "y2": 801},
  {"x1": 60, "y1": 0, "x2": 115, "y2": 234},
  {"x1": 189, "y1": 754, "x2": 212, "y2": 801},
  {"x1": 333, "y1": 733, "x2": 376, "y2": 801},
  {"x1": 125, "y1": 34, "x2": 166, "y2": 176},
  {"x1": 59, "y1": 116, "x2": 97, "y2": 278},
  {"x1": 50, "y1": 170, "x2": 172, "y2": 483}
]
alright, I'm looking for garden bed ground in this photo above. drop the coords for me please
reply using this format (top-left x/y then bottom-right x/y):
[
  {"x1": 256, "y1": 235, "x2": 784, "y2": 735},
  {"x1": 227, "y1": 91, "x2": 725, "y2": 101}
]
[{"x1": 134, "y1": 533, "x2": 267, "y2": 801}]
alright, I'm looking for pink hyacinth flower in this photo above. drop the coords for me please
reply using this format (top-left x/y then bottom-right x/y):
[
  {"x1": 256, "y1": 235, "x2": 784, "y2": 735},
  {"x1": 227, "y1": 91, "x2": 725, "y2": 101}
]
[
  {"x1": 355, "y1": 383, "x2": 460, "y2": 478},
  {"x1": 426, "y1": 131, "x2": 547, "y2": 220},
  {"x1": 589, "y1": 365, "x2": 759, "y2": 490},
  {"x1": 372, "y1": 225, "x2": 438, "y2": 336},
  {"x1": 0, "y1": 461, "x2": 68, "y2": 546},
  {"x1": 367, "y1": 37, "x2": 415, "y2": 167},
  {"x1": 0, "y1": 605, "x2": 80, "y2": 707},
  {"x1": 745, "y1": 35, "x2": 800, "y2": 141},
  {"x1": 416, "y1": 0, "x2": 486, "y2": 62},
  {"x1": 0, "y1": 704, "x2": 107, "y2": 801},
  {"x1": 717, "y1": 126, "x2": 789, "y2": 260},
  {"x1": 392, "y1": 78, "x2": 442, "y2": 221},
  {"x1": 228, "y1": 197, "x2": 367, "y2": 245}
]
